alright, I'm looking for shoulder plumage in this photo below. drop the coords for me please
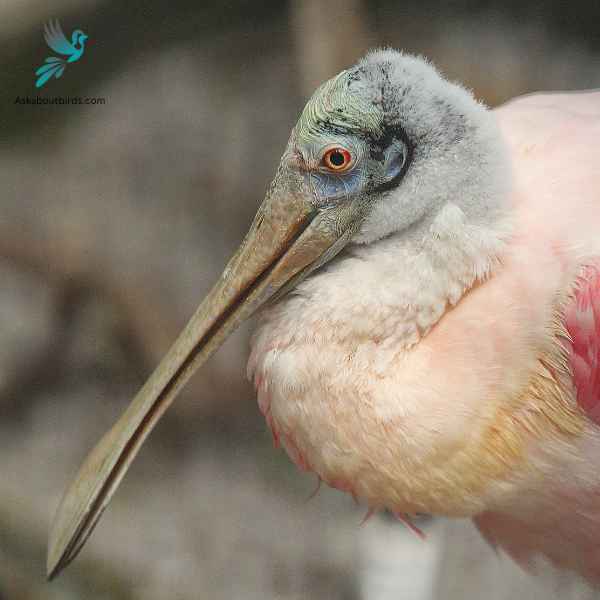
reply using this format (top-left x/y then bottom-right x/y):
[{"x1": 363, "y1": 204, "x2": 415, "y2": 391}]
[{"x1": 564, "y1": 263, "x2": 600, "y2": 425}]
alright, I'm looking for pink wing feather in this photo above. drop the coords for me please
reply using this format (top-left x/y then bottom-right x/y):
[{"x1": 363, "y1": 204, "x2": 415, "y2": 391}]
[{"x1": 565, "y1": 264, "x2": 600, "y2": 425}]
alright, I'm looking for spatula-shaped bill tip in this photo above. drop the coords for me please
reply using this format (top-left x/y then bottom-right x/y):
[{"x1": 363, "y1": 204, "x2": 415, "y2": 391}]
[{"x1": 46, "y1": 175, "x2": 354, "y2": 579}]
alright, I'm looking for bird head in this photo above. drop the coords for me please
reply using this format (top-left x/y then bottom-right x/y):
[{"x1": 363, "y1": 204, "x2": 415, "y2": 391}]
[
  {"x1": 285, "y1": 50, "x2": 508, "y2": 247},
  {"x1": 208, "y1": 49, "x2": 509, "y2": 306},
  {"x1": 47, "y1": 50, "x2": 511, "y2": 578},
  {"x1": 72, "y1": 30, "x2": 88, "y2": 47}
]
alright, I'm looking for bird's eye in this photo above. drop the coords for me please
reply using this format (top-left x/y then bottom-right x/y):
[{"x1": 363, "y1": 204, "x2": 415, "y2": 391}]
[{"x1": 322, "y1": 147, "x2": 353, "y2": 172}]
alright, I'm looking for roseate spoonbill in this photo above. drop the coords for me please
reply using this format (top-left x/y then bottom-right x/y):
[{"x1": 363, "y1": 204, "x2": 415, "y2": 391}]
[{"x1": 47, "y1": 50, "x2": 600, "y2": 584}]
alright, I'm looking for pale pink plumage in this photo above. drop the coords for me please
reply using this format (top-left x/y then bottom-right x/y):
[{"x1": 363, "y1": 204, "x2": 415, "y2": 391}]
[{"x1": 250, "y1": 91, "x2": 600, "y2": 583}]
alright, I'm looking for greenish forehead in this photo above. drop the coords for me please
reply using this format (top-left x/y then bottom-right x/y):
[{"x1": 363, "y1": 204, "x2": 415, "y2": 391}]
[{"x1": 294, "y1": 70, "x2": 383, "y2": 144}]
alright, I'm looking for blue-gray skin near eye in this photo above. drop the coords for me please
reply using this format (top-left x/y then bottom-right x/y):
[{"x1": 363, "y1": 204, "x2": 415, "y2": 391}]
[{"x1": 290, "y1": 69, "x2": 410, "y2": 207}]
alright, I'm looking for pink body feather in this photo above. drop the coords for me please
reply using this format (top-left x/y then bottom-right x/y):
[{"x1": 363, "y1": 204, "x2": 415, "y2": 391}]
[
  {"x1": 250, "y1": 91, "x2": 600, "y2": 583},
  {"x1": 566, "y1": 265, "x2": 600, "y2": 424}
]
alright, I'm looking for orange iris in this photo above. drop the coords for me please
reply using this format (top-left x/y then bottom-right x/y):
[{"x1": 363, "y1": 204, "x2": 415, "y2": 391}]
[{"x1": 322, "y1": 147, "x2": 352, "y2": 172}]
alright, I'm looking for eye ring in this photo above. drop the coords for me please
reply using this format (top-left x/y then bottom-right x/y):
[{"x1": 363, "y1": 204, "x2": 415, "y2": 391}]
[{"x1": 321, "y1": 147, "x2": 353, "y2": 172}]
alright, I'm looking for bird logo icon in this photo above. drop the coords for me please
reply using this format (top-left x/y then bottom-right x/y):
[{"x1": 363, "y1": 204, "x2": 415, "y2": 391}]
[{"x1": 34, "y1": 20, "x2": 88, "y2": 88}]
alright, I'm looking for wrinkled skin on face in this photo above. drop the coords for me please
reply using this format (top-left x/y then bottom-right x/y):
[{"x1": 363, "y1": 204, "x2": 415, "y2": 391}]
[{"x1": 289, "y1": 69, "x2": 411, "y2": 209}]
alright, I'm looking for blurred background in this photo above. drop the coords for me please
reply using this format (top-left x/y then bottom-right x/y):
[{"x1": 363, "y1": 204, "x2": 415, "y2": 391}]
[{"x1": 1, "y1": 1, "x2": 599, "y2": 598}]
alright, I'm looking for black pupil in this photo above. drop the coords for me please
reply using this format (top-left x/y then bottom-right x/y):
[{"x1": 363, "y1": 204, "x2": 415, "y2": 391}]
[{"x1": 329, "y1": 150, "x2": 345, "y2": 167}]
